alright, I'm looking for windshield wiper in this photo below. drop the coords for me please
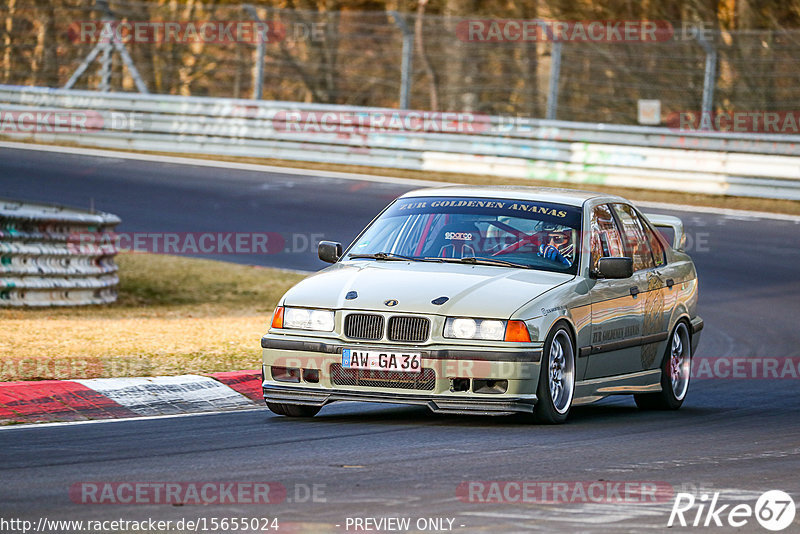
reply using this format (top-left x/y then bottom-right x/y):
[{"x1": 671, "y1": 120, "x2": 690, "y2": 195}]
[
  {"x1": 440, "y1": 256, "x2": 532, "y2": 269},
  {"x1": 348, "y1": 253, "x2": 526, "y2": 268},
  {"x1": 349, "y1": 252, "x2": 443, "y2": 263}
]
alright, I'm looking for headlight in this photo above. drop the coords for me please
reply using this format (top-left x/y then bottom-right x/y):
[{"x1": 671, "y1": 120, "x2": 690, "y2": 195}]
[
  {"x1": 281, "y1": 307, "x2": 335, "y2": 332},
  {"x1": 444, "y1": 317, "x2": 507, "y2": 341}
]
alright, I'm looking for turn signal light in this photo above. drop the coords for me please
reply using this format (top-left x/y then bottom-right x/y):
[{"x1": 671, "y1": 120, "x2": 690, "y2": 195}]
[
  {"x1": 271, "y1": 306, "x2": 285, "y2": 329},
  {"x1": 504, "y1": 320, "x2": 531, "y2": 342}
]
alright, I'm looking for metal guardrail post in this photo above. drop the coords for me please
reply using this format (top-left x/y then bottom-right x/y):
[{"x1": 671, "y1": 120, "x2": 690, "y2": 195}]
[
  {"x1": 99, "y1": 38, "x2": 112, "y2": 92},
  {"x1": 389, "y1": 11, "x2": 414, "y2": 110},
  {"x1": 545, "y1": 35, "x2": 562, "y2": 120},
  {"x1": 696, "y1": 32, "x2": 717, "y2": 121},
  {"x1": 64, "y1": 45, "x2": 103, "y2": 91},
  {"x1": 110, "y1": 34, "x2": 149, "y2": 94},
  {"x1": 243, "y1": 4, "x2": 266, "y2": 101},
  {"x1": 0, "y1": 199, "x2": 121, "y2": 307}
]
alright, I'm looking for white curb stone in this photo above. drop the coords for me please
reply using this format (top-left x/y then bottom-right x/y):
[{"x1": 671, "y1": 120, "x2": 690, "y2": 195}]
[{"x1": 74, "y1": 375, "x2": 256, "y2": 416}]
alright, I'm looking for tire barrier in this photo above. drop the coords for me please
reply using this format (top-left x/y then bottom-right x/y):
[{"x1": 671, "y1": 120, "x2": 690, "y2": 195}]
[
  {"x1": 0, "y1": 198, "x2": 120, "y2": 306},
  {"x1": 1, "y1": 84, "x2": 799, "y2": 199}
]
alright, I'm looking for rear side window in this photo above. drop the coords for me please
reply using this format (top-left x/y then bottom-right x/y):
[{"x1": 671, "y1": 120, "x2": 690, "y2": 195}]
[
  {"x1": 640, "y1": 217, "x2": 666, "y2": 267},
  {"x1": 611, "y1": 204, "x2": 655, "y2": 271},
  {"x1": 589, "y1": 204, "x2": 625, "y2": 272}
]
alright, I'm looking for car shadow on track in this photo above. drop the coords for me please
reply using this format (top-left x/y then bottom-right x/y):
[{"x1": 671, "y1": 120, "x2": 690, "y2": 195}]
[{"x1": 260, "y1": 398, "x2": 720, "y2": 429}]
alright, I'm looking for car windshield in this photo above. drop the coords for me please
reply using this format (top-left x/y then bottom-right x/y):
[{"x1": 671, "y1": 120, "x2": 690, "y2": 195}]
[{"x1": 345, "y1": 196, "x2": 582, "y2": 274}]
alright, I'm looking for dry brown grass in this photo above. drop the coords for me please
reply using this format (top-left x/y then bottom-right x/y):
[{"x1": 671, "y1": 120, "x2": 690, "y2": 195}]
[{"x1": 0, "y1": 253, "x2": 306, "y2": 381}]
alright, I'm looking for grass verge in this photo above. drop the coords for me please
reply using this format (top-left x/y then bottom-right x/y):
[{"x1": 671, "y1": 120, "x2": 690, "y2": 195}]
[{"x1": 0, "y1": 253, "x2": 306, "y2": 381}]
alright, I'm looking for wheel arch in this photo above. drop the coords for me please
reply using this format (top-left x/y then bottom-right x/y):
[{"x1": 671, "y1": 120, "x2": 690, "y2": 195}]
[
  {"x1": 546, "y1": 316, "x2": 578, "y2": 348},
  {"x1": 658, "y1": 315, "x2": 693, "y2": 369},
  {"x1": 668, "y1": 301, "x2": 693, "y2": 340}
]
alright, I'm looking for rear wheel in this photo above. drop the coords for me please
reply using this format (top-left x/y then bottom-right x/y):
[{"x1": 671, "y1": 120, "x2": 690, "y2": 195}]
[
  {"x1": 533, "y1": 325, "x2": 575, "y2": 424},
  {"x1": 635, "y1": 322, "x2": 691, "y2": 410},
  {"x1": 267, "y1": 403, "x2": 320, "y2": 417}
]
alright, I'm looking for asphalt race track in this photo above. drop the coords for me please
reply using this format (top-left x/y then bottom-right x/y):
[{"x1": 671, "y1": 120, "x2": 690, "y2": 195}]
[{"x1": 2, "y1": 146, "x2": 800, "y2": 533}]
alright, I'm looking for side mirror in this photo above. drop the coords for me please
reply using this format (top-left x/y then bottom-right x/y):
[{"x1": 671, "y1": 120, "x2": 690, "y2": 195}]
[
  {"x1": 318, "y1": 241, "x2": 342, "y2": 263},
  {"x1": 596, "y1": 257, "x2": 633, "y2": 279}
]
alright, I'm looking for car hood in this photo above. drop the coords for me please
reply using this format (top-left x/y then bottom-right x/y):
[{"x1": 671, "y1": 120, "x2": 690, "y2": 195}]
[{"x1": 282, "y1": 261, "x2": 572, "y2": 318}]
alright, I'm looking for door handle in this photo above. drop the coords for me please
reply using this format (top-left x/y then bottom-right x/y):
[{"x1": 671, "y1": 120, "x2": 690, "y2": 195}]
[
  {"x1": 666, "y1": 278, "x2": 674, "y2": 288},
  {"x1": 630, "y1": 286, "x2": 640, "y2": 297}
]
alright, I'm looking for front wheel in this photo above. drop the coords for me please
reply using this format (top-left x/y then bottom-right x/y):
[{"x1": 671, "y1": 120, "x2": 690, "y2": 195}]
[
  {"x1": 267, "y1": 403, "x2": 321, "y2": 417},
  {"x1": 533, "y1": 325, "x2": 576, "y2": 424},
  {"x1": 635, "y1": 321, "x2": 691, "y2": 410}
]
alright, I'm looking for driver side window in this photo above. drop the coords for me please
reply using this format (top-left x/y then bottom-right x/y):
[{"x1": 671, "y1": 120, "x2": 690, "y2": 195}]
[{"x1": 590, "y1": 204, "x2": 625, "y2": 272}]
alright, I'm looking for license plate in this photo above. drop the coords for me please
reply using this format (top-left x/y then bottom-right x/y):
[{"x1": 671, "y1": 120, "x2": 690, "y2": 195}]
[{"x1": 342, "y1": 349, "x2": 422, "y2": 373}]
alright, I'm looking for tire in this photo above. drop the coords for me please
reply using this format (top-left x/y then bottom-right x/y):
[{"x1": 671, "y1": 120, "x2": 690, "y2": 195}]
[
  {"x1": 635, "y1": 321, "x2": 691, "y2": 410},
  {"x1": 533, "y1": 324, "x2": 576, "y2": 424},
  {"x1": 267, "y1": 402, "x2": 321, "y2": 418}
]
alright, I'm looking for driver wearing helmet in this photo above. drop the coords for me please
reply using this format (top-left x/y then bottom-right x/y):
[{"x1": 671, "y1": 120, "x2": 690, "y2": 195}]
[{"x1": 538, "y1": 226, "x2": 574, "y2": 267}]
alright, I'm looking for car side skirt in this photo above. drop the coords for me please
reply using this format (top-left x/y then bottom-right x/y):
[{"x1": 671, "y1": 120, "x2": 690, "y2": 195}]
[{"x1": 574, "y1": 369, "x2": 662, "y2": 401}]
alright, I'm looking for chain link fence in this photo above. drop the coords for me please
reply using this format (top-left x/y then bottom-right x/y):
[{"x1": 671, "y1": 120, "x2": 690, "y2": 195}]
[{"x1": 2, "y1": 0, "x2": 800, "y2": 125}]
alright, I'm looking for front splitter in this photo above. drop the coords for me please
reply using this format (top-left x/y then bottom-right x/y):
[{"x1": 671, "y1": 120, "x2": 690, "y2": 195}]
[{"x1": 264, "y1": 384, "x2": 537, "y2": 416}]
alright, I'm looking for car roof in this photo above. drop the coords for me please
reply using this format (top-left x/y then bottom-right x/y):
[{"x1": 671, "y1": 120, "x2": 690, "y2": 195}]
[{"x1": 399, "y1": 185, "x2": 628, "y2": 207}]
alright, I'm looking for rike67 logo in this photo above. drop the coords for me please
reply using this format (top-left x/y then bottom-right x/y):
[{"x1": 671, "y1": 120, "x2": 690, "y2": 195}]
[{"x1": 668, "y1": 490, "x2": 796, "y2": 531}]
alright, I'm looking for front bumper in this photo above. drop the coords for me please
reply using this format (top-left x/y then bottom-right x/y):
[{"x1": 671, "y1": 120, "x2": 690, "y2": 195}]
[{"x1": 261, "y1": 334, "x2": 542, "y2": 415}]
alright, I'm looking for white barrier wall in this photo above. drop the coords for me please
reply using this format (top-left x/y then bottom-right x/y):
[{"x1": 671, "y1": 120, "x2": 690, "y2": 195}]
[
  {"x1": 1, "y1": 85, "x2": 799, "y2": 200},
  {"x1": 0, "y1": 198, "x2": 120, "y2": 306}
]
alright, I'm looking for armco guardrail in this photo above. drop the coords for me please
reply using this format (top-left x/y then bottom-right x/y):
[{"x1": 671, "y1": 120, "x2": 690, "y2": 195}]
[
  {"x1": 1, "y1": 85, "x2": 799, "y2": 200},
  {"x1": 0, "y1": 198, "x2": 120, "y2": 307}
]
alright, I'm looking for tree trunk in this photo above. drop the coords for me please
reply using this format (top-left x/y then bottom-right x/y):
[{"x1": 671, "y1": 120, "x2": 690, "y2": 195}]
[
  {"x1": 2, "y1": 0, "x2": 15, "y2": 84},
  {"x1": 415, "y1": 0, "x2": 439, "y2": 111}
]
